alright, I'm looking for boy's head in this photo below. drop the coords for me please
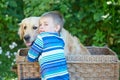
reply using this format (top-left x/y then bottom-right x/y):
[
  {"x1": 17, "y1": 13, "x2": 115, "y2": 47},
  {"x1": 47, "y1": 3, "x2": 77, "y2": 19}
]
[{"x1": 39, "y1": 11, "x2": 64, "y2": 33}]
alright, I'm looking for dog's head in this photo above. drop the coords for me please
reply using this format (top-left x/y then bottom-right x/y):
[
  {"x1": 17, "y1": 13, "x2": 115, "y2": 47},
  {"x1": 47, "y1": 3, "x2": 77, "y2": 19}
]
[{"x1": 18, "y1": 17, "x2": 40, "y2": 47}]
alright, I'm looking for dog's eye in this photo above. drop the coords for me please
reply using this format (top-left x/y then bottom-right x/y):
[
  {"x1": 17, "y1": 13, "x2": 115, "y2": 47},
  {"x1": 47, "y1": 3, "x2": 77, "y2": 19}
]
[
  {"x1": 33, "y1": 26, "x2": 37, "y2": 30},
  {"x1": 24, "y1": 26, "x2": 27, "y2": 30}
]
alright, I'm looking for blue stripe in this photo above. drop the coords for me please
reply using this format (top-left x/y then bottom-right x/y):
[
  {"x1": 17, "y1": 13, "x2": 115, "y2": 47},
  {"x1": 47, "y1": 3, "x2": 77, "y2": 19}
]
[
  {"x1": 43, "y1": 36, "x2": 60, "y2": 43},
  {"x1": 48, "y1": 74, "x2": 69, "y2": 80},
  {"x1": 44, "y1": 42, "x2": 64, "y2": 48},
  {"x1": 31, "y1": 46, "x2": 41, "y2": 54},
  {"x1": 35, "y1": 39, "x2": 43, "y2": 47},
  {"x1": 41, "y1": 58, "x2": 66, "y2": 69},
  {"x1": 33, "y1": 42, "x2": 43, "y2": 51},
  {"x1": 27, "y1": 56, "x2": 38, "y2": 62},
  {"x1": 41, "y1": 62, "x2": 67, "y2": 75},
  {"x1": 41, "y1": 34, "x2": 64, "y2": 48}
]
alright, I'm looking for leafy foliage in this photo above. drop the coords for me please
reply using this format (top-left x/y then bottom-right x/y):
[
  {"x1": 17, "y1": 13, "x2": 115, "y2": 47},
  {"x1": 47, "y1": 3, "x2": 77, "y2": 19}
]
[
  {"x1": 0, "y1": 0, "x2": 25, "y2": 79},
  {"x1": 0, "y1": 0, "x2": 120, "y2": 79}
]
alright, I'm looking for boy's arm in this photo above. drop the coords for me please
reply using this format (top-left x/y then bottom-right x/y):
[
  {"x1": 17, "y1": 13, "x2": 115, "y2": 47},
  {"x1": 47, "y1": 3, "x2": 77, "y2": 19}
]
[{"x1": 27, "y1": 35, "x2": 43, "y2": 62}]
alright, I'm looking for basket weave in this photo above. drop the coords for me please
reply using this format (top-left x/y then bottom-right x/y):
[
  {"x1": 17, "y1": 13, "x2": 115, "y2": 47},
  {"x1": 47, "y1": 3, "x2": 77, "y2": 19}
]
[
  {"x1": 16, "y1": 48, "x2": 40, "y2": 80},
  {"x1": 16, "y1": 47, "x2": 119, "y2": 80}
]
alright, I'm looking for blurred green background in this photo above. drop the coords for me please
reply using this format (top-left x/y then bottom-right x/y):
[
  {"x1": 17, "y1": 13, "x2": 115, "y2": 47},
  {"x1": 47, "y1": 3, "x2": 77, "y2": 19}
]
[{"x1": 0, "y1": 0, "x2": 120, "y2": 79}]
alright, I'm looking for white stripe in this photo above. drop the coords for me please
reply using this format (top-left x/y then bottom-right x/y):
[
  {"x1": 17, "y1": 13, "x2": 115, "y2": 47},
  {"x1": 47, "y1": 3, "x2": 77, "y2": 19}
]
[
  {"x1": 28, "y1": 52, "x2": 36, "y2": 59},
  {"x1": 43, "y1": 46, "x2": 63, "y2": 51},
  {"x1": 45, "y1": 71, "x2": 68, "y2": 79},
  {"x1": 42, "y1": 34, "x2": 59, "y2": 38},
  {"x1": 38, "y1": 49, "x2": 64, "y2": 60},
  {"x1": 41, "y1": 58, "x2": 65, "y2": 68},
  {"x1": 42, "y1": 49, "x2": 64, "y2": 57},
  {"x1": 37, "y1": 35, "x2": 43, "y2": 40}
]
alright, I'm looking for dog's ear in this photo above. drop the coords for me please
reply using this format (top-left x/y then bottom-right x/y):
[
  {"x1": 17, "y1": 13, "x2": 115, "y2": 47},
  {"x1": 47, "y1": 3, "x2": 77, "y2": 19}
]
[{"x1": 18, "y1": 23, "x2": 24, "y2": 39}]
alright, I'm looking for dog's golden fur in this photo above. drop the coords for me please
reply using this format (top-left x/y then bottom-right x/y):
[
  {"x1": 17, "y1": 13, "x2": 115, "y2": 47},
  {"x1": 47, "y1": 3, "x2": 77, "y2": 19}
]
[{"x1": 18, "y1": 17, "x2": 90, "y2": 55}]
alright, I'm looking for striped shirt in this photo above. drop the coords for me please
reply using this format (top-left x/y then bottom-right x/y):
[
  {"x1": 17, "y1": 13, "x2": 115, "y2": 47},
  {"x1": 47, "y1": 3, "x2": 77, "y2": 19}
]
[{"x1": 27, "y1": 32, "x2": 69, "y2": 80}]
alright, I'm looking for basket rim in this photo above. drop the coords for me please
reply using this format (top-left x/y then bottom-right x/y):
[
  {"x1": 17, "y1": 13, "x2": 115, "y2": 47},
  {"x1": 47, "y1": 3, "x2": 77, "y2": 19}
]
[{"x1": 66, "y1": 55, "x2": 119, "y2": 63}]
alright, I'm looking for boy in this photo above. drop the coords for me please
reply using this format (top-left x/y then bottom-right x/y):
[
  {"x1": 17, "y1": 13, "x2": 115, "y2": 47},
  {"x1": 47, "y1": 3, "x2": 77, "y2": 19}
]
[{"x1": 27, "y1": 11, "x2": 69, "y2": 80}]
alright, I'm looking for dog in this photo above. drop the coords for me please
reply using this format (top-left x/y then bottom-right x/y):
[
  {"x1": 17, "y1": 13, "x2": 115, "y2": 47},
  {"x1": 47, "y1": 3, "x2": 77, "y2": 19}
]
[
  {"x1": 18, "y1": 17, "x2": 40, "y2": 47},
  {"x1": 18, "y1": 17, "x2": 90, "y2": 55}
]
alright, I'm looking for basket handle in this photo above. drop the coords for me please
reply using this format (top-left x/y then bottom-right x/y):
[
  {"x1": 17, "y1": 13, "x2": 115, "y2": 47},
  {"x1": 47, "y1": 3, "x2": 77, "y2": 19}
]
[{"x1": 19, "y1": 48, "x2": 29, "y2": 56}]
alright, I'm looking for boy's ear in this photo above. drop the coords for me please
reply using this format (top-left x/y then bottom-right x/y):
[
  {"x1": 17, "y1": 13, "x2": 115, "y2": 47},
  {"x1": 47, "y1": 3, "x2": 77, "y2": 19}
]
[{"x1": 55, "y1": 25, "x2": 60, "y2": 32}]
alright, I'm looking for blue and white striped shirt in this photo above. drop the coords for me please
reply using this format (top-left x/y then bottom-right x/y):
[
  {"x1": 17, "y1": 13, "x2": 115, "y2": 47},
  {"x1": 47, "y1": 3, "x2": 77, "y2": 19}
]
[{"x1": 27, "y1": 32, "x2": 69, "y2": 80}]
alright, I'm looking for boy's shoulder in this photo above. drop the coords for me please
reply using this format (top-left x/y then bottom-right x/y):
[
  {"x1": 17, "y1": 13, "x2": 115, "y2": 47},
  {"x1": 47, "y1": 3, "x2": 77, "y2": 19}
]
[
  {"x1": 39, "y1": 32, "x2": 49, "y2": 36},
  {"x1": 39, "y1": 32, "x2": 59, "y2": 37}
]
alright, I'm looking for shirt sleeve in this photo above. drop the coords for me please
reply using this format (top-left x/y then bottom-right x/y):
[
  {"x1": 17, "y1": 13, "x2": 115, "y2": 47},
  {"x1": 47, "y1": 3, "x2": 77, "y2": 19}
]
[{"x1": 27, "y1": 35, "x2": 43, "y2": 62}]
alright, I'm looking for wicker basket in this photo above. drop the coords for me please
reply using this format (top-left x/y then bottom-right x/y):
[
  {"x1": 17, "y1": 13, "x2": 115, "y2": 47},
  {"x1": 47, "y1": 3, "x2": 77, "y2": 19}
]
[{"x1": 16, "y1": 47, "x2": 119, "y2": 80}]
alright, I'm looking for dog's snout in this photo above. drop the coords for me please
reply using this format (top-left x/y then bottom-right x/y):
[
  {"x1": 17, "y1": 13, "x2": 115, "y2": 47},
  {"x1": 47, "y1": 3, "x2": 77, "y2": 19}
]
[{"x1": 24, "y1": 35, "x2": 30, "y2": 41}]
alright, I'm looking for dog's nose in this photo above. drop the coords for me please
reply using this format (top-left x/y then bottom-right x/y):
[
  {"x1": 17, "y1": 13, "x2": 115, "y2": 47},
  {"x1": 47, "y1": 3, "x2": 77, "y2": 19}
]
[{"x1": 24, "y1": 35, "x2": 30, "y2": 41}]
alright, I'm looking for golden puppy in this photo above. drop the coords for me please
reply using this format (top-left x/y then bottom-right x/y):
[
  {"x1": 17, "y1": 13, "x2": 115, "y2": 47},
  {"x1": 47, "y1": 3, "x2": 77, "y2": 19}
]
[
  {"x1": 18, "y1": 17, "x2": 40, "y2": 46},
  {"x1": 18, "y1": 17, "x2": 90, "y2": 55}
]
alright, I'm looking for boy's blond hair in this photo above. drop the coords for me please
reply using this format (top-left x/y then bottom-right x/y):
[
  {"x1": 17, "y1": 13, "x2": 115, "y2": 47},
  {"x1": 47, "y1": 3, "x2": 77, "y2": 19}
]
[{"x1": 40, "y1": 11, "x2": 64, "y2": 33}]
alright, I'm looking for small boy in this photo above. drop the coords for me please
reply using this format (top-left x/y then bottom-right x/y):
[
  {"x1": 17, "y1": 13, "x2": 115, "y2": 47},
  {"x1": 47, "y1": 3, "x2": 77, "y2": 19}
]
[{"x1": 27, "y1": 11, "x2": 69, "y2": 80}]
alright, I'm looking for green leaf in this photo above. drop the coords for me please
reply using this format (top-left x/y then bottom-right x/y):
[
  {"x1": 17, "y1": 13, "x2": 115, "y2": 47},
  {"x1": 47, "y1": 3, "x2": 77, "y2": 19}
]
[
  {"x1": 93, "y1": 12, "x2": 104, "y2": 22},
  {"x1": 8, "y1": 0, "x2": 17, "y2": 8}
]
